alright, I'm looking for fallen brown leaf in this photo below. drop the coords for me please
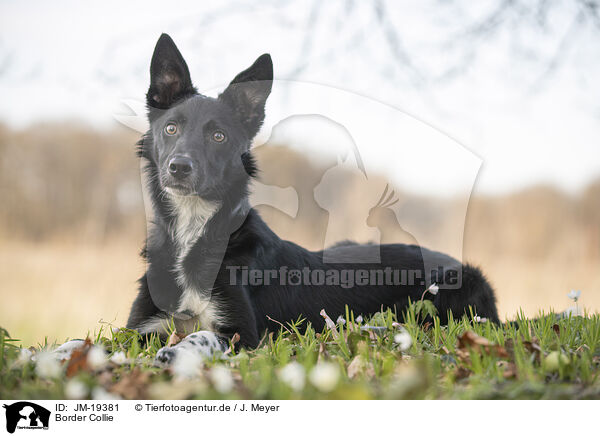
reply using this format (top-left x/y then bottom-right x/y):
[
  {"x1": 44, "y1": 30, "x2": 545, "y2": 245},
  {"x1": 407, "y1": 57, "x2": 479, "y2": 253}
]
[
  {"x1": 497, "y1": 361, "x2": 517, "y2": 378},
  {"x1": 317, "y1": 342, "x2": 330, "y2": 362},
  {"x1": 224, "y1": 332, "x2": 240, "y2": 355},
  {"x1": 65, "y1": 338, "x2": 92, "y2": 377},
  {"x1": 347, "y1": 355, "x2": 375, "y2": 379},
  {"x1": 457, "y1": 331, "x2": 509, "y2": 358},
  {"x1": 455, "y1": 366, "x2": 471, "y2": 380},
  {"x1": 320, "y1": 309, "x2": 339, "y2": 340},
  {"x1": 458, "y1": 330, "x2": 491, "y2": 348},
  {"x1": 455, "y1": 348, "x2": 470, "y2": 361},
  {"x1": 523, "y1": 340, "x2": 542, "y2": 355},
  {"x1": 552, "y1": 324, "x2": 560, "y2": 336},
  {"x1": 363, "y1": 328, "x2": 378, "y2": 341},
  {"x1": 505, "y1": 337, "x2": 542, "y2": 362},
  {"x1": 166, "y1": 331, "x2": 186, "y2": 347}
]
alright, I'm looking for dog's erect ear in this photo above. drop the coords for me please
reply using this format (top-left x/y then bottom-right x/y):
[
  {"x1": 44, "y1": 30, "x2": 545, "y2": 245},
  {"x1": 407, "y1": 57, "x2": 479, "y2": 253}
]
[
  {"x1": 219, "y1": 54, "x2": 273, "y2": 138},
  {"x1": 147, "y1": 34, "x2": 196, "y2": 109}
]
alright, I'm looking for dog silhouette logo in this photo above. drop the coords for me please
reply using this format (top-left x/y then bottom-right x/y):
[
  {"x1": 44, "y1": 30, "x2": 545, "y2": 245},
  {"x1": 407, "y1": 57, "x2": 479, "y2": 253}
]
[{"x1": 2, "y1": 402, "x2": 50, "y2": 433}]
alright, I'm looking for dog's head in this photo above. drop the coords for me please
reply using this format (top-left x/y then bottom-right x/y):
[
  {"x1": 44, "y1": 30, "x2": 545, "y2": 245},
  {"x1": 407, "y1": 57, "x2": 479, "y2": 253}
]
[{"x1": 142, "y1": 33, "x2": 272, "y2": 201}]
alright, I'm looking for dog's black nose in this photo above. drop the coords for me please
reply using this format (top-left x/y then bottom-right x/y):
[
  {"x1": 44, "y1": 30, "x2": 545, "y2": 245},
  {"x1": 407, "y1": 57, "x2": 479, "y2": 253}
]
[{"x1": 168, "y1": 156, "x2": 193, "y2": 179}]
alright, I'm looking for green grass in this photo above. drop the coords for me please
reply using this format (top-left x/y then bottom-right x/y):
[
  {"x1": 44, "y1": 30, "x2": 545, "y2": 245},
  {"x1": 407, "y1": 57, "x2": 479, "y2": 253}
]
[{"x1": 1, "y1": 302, "x2": 599, "y2": 400}]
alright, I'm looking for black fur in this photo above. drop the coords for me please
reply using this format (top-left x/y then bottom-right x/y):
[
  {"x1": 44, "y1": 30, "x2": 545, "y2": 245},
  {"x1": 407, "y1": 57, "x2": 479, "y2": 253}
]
[{"x1": 126, "y1": 34, "x2": 500, "y2": 348}]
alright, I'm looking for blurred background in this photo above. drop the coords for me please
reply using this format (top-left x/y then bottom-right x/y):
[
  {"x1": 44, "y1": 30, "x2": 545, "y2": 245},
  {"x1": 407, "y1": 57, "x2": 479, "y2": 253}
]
[{"x1": 0, "y1": 0, "x2": 599, "y2": 345}]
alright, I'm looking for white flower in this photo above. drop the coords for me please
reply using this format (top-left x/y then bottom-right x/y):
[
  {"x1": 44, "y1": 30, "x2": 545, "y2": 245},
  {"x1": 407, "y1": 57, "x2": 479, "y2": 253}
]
[
  {"x1": 111, "y1": 327, "x2": 121, "y2": 334},
  {"x1": 171, "y1": 349, "x2": 203, "y2": 379},
  {"x1": 473, "y1": 315, "x2": 488, "y2": 323},
  {"x1": 336, "y1": 316, "x2": 346, "y2": 326},
  {"x1": 308, "y1": 362, "x2": 339, "y2": 392},
  {"x1": 91, "y1": 387, "x2": 121, "y2": 400},
  {"x1": 210, "y1": 366, "x2": 234, "y2": 394},
  {"x1": 567, "y1": 290, "x2": 581, "y2": 301},
  {"x1": 394, "y1": 330, "x2": 412, "y2": 352},
  {"x1": 278, "y1": 362, "x2": 306, "y2": 392},
  {"x1": 35, "y1": 352, "x2": 62, "y2": 379},
  {"x1": 17, "y1": 348, "x2": 33, "y2": 365},
  {"x1": 110, "y1": 351, "x2": 128, "y2": 365},
  {"x1": 427, "y1": 283, "x2": 439, "y2": 296},
  {"x1": 563, "y1": 305, "x2": 583, "y2": 316},
  {"x1": 355, "y1": 315, "x2": 363, "y2": 324},
  {"x1": 87, "y1": 345, "x2": 107, "y2": 370},
  {"x1": 65, "y1": 379, "x2": 88, "y2": 400}
]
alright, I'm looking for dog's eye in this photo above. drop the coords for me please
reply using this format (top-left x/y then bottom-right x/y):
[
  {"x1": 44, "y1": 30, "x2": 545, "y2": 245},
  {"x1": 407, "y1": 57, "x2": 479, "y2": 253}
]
[
  {"x1": 164, "y1": 123, "x2": 178, "y2": 136},
  {"x1": 212, "y1": 131, "x2": 226, "y2": 142}
]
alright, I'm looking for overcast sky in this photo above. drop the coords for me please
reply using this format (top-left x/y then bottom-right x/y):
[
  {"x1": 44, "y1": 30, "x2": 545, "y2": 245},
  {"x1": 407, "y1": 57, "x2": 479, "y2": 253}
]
[{"x1": 1, "y1": 0, "x2": 599, "y2": 196}]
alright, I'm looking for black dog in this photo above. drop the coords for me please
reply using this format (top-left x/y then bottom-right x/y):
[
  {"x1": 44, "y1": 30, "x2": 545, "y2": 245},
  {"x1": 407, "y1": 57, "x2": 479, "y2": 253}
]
[{"x1": 126, "y1": 34, "x2": 500, "y2": 363}]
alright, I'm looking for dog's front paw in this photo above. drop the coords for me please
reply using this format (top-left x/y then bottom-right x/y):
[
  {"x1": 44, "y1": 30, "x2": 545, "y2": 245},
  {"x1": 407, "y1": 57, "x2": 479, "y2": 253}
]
[
  {"x1": 154, "y1": 331, "x2": 228, "y2": 367},
  {"x1": 155, "y1": 347, "x2": 177, "y2": 365}
]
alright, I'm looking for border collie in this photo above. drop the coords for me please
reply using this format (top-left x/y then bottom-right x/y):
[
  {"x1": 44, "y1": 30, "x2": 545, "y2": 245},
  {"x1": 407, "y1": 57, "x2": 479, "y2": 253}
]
[{"x1": 125, "y1": 34, "x2": 500, "y2": 364}]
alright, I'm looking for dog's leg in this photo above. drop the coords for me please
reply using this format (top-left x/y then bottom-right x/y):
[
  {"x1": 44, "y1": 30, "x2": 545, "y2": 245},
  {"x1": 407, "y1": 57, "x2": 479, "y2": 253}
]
[
  {"x1": 154, "y1": 331, "x2": 229, "y2": 366},
  {"x1": 126, "y1": 273, "x2": 167, "y2": 331}
]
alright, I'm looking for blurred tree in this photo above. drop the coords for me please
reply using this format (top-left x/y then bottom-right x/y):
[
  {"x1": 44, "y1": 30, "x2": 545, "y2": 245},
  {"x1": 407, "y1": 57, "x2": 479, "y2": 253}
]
[{"x1": 288, "y1": 0, "x2": 600, "y2": 89}]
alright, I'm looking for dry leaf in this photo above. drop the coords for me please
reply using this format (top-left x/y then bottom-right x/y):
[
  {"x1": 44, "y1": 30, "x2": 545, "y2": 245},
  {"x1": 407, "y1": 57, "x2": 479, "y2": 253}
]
[
  {"x1": 166, "y1": 331, "x2": 186, "y2": 347},
  {"x1": 224, "y1": 333, "x2": 240, "y2": 355},
  {"x1": 523, "y1": 340, "x2": 542, "y2": 354},
  {"x1": 320, "y1": 309, "x2": 339, "y2": 340},
  {"x1": 497, "y1": 361, "x2": 517, "y2": 378},
  {"x1": 65, "y1": 338, "x2": 92, "y2": 377},
  {"x1": 455, "y1": 348, "x2": 470, "y2": 361},
  {"x1": 455, "y1": 366, "x2": 471, "y2": 380},
  {"x1": 347, "y1": 356, "x2": 363, "y2": 379},
  {"x1": 458, "y1": 330, "x2": 492, "y2": 348},
  {"x1": 457, "y1": 331, "x2": 508, "y2": 358},
  {"x1": 317, "y1": 342, "x2": 330, "y2": 362},
  {"x1": 552, "y1": 324, "x2": 560, "y2": 336},
  {"x1": 504, "y1": 338, "x2": 542, "y2": 362},
  {"x1": 347, "y1": 356, "x2": 375, "y2": 379}
]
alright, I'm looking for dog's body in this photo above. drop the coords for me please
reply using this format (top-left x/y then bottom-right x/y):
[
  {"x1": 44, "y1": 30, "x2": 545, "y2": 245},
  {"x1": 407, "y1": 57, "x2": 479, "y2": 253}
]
[{"x1": 126, "y1": 34, "x2": 500, "y2": 363}]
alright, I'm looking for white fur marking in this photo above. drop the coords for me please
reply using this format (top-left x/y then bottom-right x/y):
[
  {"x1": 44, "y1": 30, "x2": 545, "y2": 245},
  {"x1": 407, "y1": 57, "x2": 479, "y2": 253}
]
[
  {"x1": 137, "y1": 316, "x2": 172, "y2": 336},
  {"x1": 166, "y1": 192, "x2": 221, "y2": 329},
  {"x1": 155, "y1": 330, "x2": 227, "y2": 366},
  {"x1": 167, "y1": 194, "x2": 219, "y2": 254}
]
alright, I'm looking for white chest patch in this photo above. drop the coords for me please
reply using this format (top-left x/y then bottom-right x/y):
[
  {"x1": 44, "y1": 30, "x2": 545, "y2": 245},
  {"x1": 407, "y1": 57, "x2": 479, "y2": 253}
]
[
  {"x1": 167, "y1": 193, "x2": 221, "y2": 329},
  {"x1": 168, "y1": 193, "x2": 219, "y2": 251}
]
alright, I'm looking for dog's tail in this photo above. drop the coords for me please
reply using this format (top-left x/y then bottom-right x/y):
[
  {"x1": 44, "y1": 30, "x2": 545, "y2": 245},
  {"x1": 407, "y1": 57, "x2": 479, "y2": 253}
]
[{"x1": 431, "y1": 263, "x2": 501, "y2": 324}]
